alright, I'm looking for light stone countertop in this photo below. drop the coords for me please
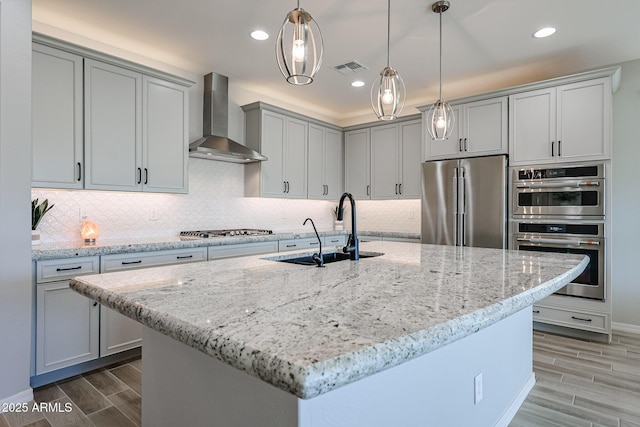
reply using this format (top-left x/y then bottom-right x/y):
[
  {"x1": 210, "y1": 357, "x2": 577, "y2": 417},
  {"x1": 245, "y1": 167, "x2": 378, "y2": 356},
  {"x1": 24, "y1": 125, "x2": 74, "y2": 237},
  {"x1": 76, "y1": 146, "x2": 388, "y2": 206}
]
[
  {"x1": 69, "y1": 241, "x2": 588, "y2": 399},
  {"x1": 30, "y1": 230, "x2": 349, "y2": 261}
]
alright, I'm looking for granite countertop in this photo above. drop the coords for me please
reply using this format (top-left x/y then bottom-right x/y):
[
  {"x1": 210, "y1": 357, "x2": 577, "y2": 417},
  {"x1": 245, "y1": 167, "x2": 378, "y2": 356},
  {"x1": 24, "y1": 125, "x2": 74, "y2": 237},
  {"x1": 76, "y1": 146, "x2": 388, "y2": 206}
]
[
  {"x1": 69, "y1": 241, "x2": 588, "y2": 399},
  {"x1": 31, "y1": 230, "x2": 419, "y2": 261},
  {"x1": 30, "y1": 230, "x2": 346, "y2": 261}
]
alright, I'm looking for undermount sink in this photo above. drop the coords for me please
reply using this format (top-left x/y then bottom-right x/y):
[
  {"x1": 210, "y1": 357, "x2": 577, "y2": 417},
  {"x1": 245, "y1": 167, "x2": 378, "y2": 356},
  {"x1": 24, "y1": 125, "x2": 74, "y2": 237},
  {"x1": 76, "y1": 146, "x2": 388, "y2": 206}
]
[{"x1": 267, "y1": 251, "x2": 383, "y2": 266}]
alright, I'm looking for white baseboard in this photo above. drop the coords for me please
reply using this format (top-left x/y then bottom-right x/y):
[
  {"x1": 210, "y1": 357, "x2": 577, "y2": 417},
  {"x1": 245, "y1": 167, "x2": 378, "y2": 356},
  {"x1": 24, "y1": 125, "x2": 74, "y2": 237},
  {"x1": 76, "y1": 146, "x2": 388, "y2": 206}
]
[
  {"x1": 0, "y1": 388, "x2": 34, "y2": 406},
  {"x1": 612, "y1": 322, "x2": 640, "y2": 336},
  {"x1": 495, "y1": 373, "x2": 536, "y2": 427}
]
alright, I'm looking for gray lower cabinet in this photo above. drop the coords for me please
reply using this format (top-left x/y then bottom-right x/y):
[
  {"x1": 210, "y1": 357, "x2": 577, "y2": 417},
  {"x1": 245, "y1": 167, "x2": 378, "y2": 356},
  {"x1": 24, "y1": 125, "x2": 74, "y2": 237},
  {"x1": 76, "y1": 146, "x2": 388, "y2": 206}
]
[
  {"x1": 35, "y1": 257, "x2": 100, "y2": 375},
  {"x1": 208, "y1": 241, "x2": 278, "y2": 260},
  {"x1": 99, "y1": 247, "x2": 207, "y2": 356}
]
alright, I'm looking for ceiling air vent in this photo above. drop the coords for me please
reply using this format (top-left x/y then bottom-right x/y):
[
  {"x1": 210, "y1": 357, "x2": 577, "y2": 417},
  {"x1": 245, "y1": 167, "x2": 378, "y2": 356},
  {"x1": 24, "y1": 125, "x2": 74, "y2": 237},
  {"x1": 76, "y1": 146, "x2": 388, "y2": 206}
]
[{"x1": 333, "y1": 60, "x2": 369, "y2": 75}]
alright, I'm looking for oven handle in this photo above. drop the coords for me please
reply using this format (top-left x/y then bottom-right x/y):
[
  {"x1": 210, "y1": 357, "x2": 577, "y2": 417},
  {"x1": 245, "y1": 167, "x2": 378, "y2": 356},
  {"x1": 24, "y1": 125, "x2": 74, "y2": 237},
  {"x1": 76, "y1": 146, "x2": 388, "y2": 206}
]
[
  {"x1": 516, "y1": 237, "x2": 601, "y2": 246},
  {"x1": 516, "y1": 181, "x2": 600, "y2": 189}
]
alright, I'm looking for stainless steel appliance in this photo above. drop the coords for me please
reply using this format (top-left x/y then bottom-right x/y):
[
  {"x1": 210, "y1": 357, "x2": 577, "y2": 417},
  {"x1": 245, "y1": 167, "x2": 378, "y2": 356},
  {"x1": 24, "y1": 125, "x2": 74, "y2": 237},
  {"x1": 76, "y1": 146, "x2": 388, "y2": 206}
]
[
  {"x1": 512, "y1": 220, "x2": 604, "y2": 300},
  {"x1": 421, "y1": 155, "x2": 507, "y2": 249},
  {"x1": 512, "y1": 164, "x2": 605, "y2": 218},
  {"x1": 180, "y1": 229, "x2": 273, "y2": 239}
]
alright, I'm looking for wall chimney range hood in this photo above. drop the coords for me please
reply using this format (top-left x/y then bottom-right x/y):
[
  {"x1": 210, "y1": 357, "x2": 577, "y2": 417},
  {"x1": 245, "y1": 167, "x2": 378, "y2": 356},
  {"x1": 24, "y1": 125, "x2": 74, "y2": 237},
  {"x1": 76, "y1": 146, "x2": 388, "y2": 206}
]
[{"x1": 189, "y1": 73, "x2": 267, "y2": 163}]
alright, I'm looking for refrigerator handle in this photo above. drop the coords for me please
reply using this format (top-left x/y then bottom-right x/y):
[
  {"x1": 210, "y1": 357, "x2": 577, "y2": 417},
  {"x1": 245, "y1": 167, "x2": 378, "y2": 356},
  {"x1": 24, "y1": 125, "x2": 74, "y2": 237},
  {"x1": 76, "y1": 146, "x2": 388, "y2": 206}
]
[
  {"x1": 460, "y1": 167, "x2": 467, "y2": 246},
  {"x1": 453, "y1": 167, "x2": 459, "y2": 246}
]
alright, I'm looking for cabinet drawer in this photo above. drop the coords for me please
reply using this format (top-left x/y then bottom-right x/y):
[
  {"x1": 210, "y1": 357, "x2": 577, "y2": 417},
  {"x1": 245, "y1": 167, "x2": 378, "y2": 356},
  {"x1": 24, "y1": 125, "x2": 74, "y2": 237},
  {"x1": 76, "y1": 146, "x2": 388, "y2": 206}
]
[
  {"x1": 37, "y1": 257, "x2": 100, "y2": 283},
  {"x1": 323, "y1": 235, "x2": 347, "y2": 247},
  {"x1": 279, "y1": 237, "x2": 320, "y2": 252},
  {"x1": 532, "y1": 305, "x2": 608, "y2": 333},
  {"x1": 101, "y1": 247, "x2": 207, "y2": 273},
  {"x1": 208, "y1": 241, "x2": 278, "y2": 260}
]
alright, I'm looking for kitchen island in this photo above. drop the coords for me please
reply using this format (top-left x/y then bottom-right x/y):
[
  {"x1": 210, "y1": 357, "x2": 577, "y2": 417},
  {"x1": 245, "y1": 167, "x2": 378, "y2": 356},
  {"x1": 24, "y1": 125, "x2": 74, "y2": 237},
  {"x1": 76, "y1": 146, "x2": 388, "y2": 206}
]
[{"x1": 70, "y1": 241, "x2": 588, "y2": 427}]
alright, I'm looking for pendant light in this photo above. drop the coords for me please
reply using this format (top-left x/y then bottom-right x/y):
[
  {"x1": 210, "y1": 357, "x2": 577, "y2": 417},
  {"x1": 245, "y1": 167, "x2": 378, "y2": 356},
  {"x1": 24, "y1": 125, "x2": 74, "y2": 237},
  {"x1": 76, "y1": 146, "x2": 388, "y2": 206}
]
[
  {"x1": 426, "y1": 1, "x2": 454, "y2": 140},
  {"x1": 276, "y1": 0, "x2": 324, "y2": 85},
  {"x1": 371, "y1": 0, "x2": 405, "y2": 120}
]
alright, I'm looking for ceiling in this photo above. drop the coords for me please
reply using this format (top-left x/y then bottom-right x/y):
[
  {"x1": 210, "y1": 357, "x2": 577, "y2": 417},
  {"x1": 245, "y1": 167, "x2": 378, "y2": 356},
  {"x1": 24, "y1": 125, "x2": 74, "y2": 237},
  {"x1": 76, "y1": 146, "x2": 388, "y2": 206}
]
[{"x1": 32, "y1": 0, "x2": 640, "y2": 122}]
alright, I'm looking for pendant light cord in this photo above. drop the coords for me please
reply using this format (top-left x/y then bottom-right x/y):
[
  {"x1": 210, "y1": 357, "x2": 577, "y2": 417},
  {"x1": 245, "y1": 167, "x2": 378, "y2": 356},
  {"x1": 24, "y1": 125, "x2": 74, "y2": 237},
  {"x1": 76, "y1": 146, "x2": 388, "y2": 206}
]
[
  {"x1": 438, "y1": 8, "x2": 443, "y2": 101},
  {"x1": 386, "y1": 0, "x2": 391, "y2": 67}
]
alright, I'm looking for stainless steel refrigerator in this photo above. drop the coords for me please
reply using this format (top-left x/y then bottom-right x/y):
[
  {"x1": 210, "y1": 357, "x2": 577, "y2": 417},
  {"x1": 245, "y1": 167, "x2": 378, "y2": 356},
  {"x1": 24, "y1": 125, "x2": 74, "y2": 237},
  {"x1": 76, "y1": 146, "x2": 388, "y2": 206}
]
[{"x1": 421, "y1": 155, "x2": 507, "y2": 249}]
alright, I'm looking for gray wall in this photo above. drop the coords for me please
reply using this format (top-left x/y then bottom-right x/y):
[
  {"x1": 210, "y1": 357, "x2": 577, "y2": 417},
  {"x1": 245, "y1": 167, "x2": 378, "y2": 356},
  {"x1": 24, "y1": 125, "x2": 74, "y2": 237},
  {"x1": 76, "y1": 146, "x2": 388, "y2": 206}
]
[
  {"x1": 0, "y1": 0, "x2": 33, "y2": 402},
  {"x1": 612, "y1": 59, "x2": 640, "y2": 329}
]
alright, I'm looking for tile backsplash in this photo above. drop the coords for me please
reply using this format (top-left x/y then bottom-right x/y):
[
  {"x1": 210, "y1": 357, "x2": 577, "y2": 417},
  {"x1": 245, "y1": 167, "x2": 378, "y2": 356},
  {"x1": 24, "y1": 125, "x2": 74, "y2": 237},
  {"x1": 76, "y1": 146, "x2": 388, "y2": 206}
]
[{"x1": 32, "y1": 158, "x2": 421, "y2": 243}]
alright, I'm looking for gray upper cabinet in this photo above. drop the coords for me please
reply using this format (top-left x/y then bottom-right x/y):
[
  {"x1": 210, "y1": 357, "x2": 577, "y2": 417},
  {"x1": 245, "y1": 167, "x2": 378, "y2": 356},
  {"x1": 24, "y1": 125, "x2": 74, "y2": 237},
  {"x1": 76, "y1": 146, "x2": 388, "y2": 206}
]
[
  {"x1": 370, "y1": 119, "x2": 422, "y2": 199},
  {"x1": 509, "y1": 77, "x2": 612, "y2": 166},
  {"x1": 142, "y1": 76, "x2": 189, "y2": 193},
  {"x1": 425, "y1": 97, "x2": 507, "y2": 160},
  {"x1": 344, "y1": 128, "x2": 371, "y2": 200},
  {"x1": 308, "y1": 123, "x2": 344, "y2": 199},
  {"x1": 84, "y1": 59, "x2": 143, "y2": 191},
  {"x1": 32, "y1": 44, "x2": 84, "y2": 189},
  {"x1": 85, "y1": 61, "x2": 189, "y2": 193},
  {"x1": 244, "y1": 102, "x2": 346, "y2": 200},
  {"x1": 32, "y1": 39, "x2": 191, "y2": 193},
  {"x1": 347, "y1": 118, "x2": 421, "y2": 201},
  {"x1": 244, "y1": 103, "x2": 316, "y2": 199}
]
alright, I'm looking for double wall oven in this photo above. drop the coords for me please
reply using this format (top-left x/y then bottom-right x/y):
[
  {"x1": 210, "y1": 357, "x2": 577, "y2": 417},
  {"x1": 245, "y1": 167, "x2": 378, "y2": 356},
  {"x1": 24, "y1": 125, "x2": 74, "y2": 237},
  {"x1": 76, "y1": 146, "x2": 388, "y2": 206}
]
[{"x1": 512, "y1": 164, "x2": 606, "y2": 300}]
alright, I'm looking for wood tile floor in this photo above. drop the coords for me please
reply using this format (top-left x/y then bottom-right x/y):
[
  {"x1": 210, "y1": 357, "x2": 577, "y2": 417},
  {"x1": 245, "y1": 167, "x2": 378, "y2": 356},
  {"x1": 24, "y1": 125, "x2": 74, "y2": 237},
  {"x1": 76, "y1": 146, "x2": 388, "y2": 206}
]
[
  {"x1": 1, "y1": 358, "x2": 141, "y2": 427},
  {"x1": 2, "y1": 331, "x2": 638, "y2": 426},
  {"x1": 510, "y1": 331, "x2": 640, "y2": 427}
]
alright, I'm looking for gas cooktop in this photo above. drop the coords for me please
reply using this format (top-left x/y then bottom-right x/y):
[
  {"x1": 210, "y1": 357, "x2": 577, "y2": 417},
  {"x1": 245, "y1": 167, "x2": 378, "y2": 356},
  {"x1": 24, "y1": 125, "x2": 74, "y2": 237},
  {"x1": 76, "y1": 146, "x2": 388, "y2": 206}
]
[{"x1": 179, "y1": 229, "x2": 273, "y2": 239}]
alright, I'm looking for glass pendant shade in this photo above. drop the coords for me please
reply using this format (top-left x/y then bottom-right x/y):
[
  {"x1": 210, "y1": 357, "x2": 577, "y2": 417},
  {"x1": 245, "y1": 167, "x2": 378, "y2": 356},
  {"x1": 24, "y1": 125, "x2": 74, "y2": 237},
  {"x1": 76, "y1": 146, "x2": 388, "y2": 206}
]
[
  {"x1": 426, "y1": 100, "x2": 455, "y2": 140},
  {"x1": 427, "y1": 0, "x2": 453, "y2": 140},
  {"x1": 371, "y1": 67, "x2": 405, "y2": 120},
  {"x1": 276, "y1": 5, "x2": 324, "y2": 85}
]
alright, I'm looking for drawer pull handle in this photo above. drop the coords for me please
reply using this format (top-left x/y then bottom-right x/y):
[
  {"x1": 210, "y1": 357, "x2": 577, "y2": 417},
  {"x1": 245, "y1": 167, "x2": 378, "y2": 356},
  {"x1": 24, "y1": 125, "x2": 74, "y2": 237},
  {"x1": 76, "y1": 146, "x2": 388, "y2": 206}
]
[
  {"x1": 121, "y1": 260, "x2": 143, "y2": 265},
  {"x1": 177, "y1": 255, "x2": 193, "y2": 260},
  {"x1": 309, "y1": 242, "x2": 318, "y2": 246},
  {"x1": 286, "y1": 244, "x2": 296, "y2": 248},
  {"x1": 532, "y1": 310, "x2": 540, "y2": 314},
  {"x1": 330, "y1": 239, "x2": 339, "y2": 243},
  {"x1": 56, "y1": 266, "x2": 82, "y2": 272},
  {"x1": 571, "y1": 316, "x2": 592, "y2": 322}
]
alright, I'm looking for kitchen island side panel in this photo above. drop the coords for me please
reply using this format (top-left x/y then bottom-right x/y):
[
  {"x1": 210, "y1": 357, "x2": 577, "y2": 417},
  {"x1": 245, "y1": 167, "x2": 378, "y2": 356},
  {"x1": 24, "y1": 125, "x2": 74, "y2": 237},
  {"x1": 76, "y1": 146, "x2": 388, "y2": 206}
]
[{"x1": 142, "y1": 308, "x2": 533, "y2": 427}]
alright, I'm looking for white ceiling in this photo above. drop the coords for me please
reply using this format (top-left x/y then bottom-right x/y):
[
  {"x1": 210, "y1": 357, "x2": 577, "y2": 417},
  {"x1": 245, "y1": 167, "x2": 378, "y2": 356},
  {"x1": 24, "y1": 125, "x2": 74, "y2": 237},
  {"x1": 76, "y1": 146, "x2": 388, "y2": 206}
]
[{"x1": 32, "y1": 0, "x2": 640, "y2": 122}]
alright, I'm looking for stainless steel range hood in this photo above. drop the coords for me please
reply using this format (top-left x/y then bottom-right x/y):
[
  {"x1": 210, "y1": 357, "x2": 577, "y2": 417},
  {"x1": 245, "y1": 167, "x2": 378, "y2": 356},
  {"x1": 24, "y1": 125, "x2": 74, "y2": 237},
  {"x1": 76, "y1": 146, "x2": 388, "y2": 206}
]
[{"x1": 189, "y1": 73, "x2": 266, "y2": 163}]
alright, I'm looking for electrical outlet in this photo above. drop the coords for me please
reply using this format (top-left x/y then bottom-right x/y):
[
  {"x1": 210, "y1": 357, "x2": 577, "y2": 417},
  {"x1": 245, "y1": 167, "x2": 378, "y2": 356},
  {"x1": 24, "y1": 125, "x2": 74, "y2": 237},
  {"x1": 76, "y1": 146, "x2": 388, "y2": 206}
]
[
  {"x1": 79, "y1": 208, "x2": 87, "y2": 223},
  {"x1": 149, "y1": 208, "x2": 158, "y2": 221},
  {"x1": 408, "y1": 209, "x2": 415, "y2": 219},
  {"x1": 474, "y1": 373, "x2": 483, "y2": 404}
]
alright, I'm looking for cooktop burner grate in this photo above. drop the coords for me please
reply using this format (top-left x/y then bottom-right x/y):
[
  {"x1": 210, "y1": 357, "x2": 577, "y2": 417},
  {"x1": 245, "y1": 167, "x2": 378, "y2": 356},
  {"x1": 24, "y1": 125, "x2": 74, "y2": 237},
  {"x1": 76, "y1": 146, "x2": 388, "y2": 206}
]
[{"x1": 179, "y1": 229, "x2": 273, "y2": 239}]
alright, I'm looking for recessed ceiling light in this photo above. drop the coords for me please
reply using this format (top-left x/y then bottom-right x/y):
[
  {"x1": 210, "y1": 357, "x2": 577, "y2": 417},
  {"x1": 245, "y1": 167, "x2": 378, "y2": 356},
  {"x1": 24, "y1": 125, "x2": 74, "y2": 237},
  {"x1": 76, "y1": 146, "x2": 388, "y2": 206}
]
[
  {"x1": 351, "y1": 80, "x2": 365, "y2": 87},
  {"x1": 250, "y1": 30, "x2": 269, "y2": 41},
  {"x1": 533, "y1": 27, "x2": 556, "y2": 38}
]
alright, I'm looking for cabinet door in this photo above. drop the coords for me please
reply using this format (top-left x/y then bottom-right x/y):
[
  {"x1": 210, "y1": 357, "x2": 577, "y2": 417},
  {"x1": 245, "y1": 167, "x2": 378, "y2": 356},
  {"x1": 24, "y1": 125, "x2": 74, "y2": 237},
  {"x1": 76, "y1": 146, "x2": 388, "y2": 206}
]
[
  {"x1": 84, "y1": 59, "x2": 143, "y2": 191},
  {"x1": 464, "y1": 97, "x2": 507, "y2": 156},
  {"x1": 371, "y1": 124, "x2": 399, "y2": 199},
  {"x1": 509, "y1": 88, "x2": 556, "y2": 165},
  {"x1": 399, "y1": 120, "x2": 422, "y2": 198},
  {"x1": 32, "y1": 45, "x2": 84, "y2": 189},
  {"x1": 344, "y1": 129, "x2": 371, "y2": 199},
  {"x1": 284, "y1": 117, "x2": 308, "y2": 198},
  {"x1": 425, "y1": 105, "x2": 462, "y2": 159},
  {"x1": 36, "y1": 281, "x2": 99, "y2": 374},
  {"x1": 260, "y1": 111, "x2": 286, "y2": 197},
  {"x1": 143, "y1": 76, "x2": 188, "y2": 193},
  {"x1": 307, "y1": 124, "x2": 325, "y2": 199},
  {"x1": 557, "y1": 78, "x2": 611, "y2": 162},
  {"x1": 324, "y1": 128, "x2": 344, "y2": 199},
  {"x1": 100, "y1": 307, "x2": 142, "y2": 357}
]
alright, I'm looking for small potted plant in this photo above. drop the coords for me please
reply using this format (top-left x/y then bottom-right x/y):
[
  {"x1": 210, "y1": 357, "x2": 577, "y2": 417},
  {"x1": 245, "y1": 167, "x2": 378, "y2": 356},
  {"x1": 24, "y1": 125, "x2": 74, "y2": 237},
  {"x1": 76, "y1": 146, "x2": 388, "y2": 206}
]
[
  {"x1": 32, "y1": 198, "x2": 54, "y2": 245},
  {"x1": 332, "y1": 205, "x2": 343, "y2": 231}
]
